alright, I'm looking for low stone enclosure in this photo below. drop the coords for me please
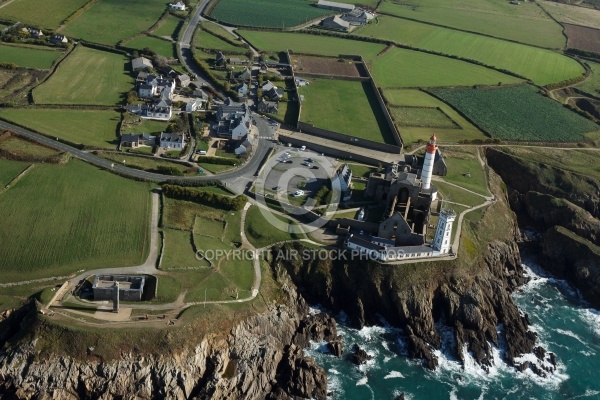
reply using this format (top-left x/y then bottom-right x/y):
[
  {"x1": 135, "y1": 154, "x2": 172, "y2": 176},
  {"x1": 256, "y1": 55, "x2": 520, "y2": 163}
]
[{"x1": 92, "y1": 274, "x2": 146, "y2": 302}]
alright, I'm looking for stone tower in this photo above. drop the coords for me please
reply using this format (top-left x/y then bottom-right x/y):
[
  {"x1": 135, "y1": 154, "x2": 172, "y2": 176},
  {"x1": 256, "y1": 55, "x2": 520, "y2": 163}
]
[
  {"x1": 421, "y1": 134, "x2": 438, "y2": 190},
  {"x1": 433, "y1": 208, "x2": 456, "y2": 254}
]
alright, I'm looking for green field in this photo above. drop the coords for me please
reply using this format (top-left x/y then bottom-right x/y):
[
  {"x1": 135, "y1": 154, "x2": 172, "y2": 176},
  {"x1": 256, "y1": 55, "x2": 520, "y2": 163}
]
[
  {"x1": 577, "y1": 61, "x2": 600, "y2": 98},
  {"x1": 434, "y1": 180, "x2": 486, "y2": 208},
  {"x1": 210, "y1": 0, "x2": 331, "y2": 28},
  {"x1": 371, "y1": 47, "x2": 521, "y2": 88},
  {"x1": 378, "y1": 0, "x2": 565, "y2": 49},
  {"x1": 99, "y1": 153, "x2": 195, "y2": 175},
  {"x1": 195, "y1": 29, "x2": 245, "y2": 53},
  {"x1": 432, "y1": 85, "x2": 600, "y2": 141},
  {"x1": 151, "y1": 14, "x2": 183, "y2": 40},
  {"x1": 360, "y1": 16, "x2": 583, "y2": 85},
  {"x1": 33, "y1": 46, "x2": 132, "y2": 105},
  {"x1": 0, "y1": 0, "x2": 90, "y2": 29},
  {"x1": 238, "y1": 30, "x2": 386, "y2": 60},
  {"x1": 0, "y1": 160, "x2": 151, "y2": 282},
  {"x1": 125, "y1": 35, "x2": 176, "y2": 58},
  {"x1": 200, "y1": 22, "x2": 240, "y2": 42},
  {"x1": 61, "y1": 0, "x2": 167, "y2": 45},
  {"x1": 438, "y1": 148, "x2": 488, "y2": 196},
  {"x1": 0, "y1": 159, "x2": 29, "y2": 187},
  {"x1": 389, "y1": 107, "x2": 458, "y2": 129},
  {"x1": 244, "y1": 205, "x2": 302, "y2": 248},
  {"x1": 121, "y1": 115, "x2": 169, "y2": 135},
  {"x1": 0, "y1": 44, "x2": 62, "y2": 69},
  {"x1": 384, "y1": 89, "x2": 486, "y2": 144},
  {"x1": 0, "y1": 135, "x2": 61, "y2": 159},
  {"x1": 299, "y1": 78, "x2": 395, "y2": 144},
  {"x1": 0, "y1": 108, "x2": 120, "y2": 148}
]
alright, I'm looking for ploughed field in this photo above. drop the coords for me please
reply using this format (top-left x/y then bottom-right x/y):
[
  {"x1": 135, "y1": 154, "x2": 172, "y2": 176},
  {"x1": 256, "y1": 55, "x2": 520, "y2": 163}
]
[{"x1": 563, "y1": 24, "x2": 600, "y2": 54}]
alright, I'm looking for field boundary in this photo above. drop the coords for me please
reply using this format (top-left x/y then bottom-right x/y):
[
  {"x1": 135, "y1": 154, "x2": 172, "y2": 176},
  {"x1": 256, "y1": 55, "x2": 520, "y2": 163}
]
[{"x1": 0, "y1": 164, "x2": 34, "y2": 195}]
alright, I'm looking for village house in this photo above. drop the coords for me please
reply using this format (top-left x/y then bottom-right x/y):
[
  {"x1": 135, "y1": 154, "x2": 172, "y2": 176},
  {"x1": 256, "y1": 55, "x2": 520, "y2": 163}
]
[
  {"x1": 236, "y1": 82, "x2": 249, "y2": 97},
  {"x1": 132, "y1": 57, "x2": 153, "y2": 72},
  {"x1": 236, "y1": 67, "x2": 252, "y2": 82},
  {"x1": 169, "y1": 1, "x2": 187, "y2": 11},
  {"x1": 138, "y1": 75, "x2": 175, "y2": 99},
  {"x1": 235, "y1": 139, "x2": 253, "y2": 155},
  {"x1": 21, "y1": 27, "x2": 44, "y2": 38},
  {"x1": 228, "y1": 57, "x2": 249, "y2": 66},
  {"x1": 216, "y1": 101, "x2": 251, "y2": 140},
  {"x1": 177, "y1": 74, "x2": 191, "y2": 88},
  {"x1": 120, "y1": 133, "x2": 156, "y2": 149},
  {"x1": 261, "y1": 81, "x2": 284, "y2": 101},
  {"x1": 160, "y1": 132, "x2": 187, "y2": 149},
  {"x1": 50, "y1": 34, "x2": 68, "y2": 44},
  {"x1": 257, "y1": 99, "x2": 278, "y2": 114},
  {"x1": 185, "y1": 98, "x2": 205, "y2": 113}
]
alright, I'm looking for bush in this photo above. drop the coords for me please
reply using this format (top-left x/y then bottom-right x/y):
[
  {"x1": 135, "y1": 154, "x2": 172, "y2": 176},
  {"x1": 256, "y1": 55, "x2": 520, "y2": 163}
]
[
  {"x1": 156, "y1": 165, "x2": 184, "y2": 176},
  {"x1": 162, "y1": 184, "x2": 246, "y2": 210},
  {"x1": 200, "y1": 156, "x2": 238, "y2": 165}
]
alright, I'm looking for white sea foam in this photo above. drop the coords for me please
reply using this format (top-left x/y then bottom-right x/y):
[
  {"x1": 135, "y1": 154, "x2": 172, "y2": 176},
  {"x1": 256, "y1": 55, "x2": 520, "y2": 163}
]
[
  {"x1": 384, "y1": 371, "x2": 405, "y2": 379},
  {"x1": 356, "y1": 376, "x2": 368, "y2": 386},
  {"x1": 581, "y1": 307, "x2": 600, "y2": 337},
  {"x1": 329, "y1": 368, "x2": 340, "y2": 375},
  {"x1": 555, "y1": 328, "x2": 587, "y2": 345}
]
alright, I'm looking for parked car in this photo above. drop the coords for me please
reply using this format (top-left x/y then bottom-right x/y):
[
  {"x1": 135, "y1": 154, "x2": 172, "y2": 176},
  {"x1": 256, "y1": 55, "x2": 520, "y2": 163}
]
[
  {"x1": 197, "y1": 150, "x2": 207, "y2": 155},
  {"x1": 307, "y1": 158, "x2": 314, "y2": 163},
  {"x1": 292, "y1": 190, "x2": 305, "y2": 197},
  {"x1": 301, "y1": 162, "x2": 311, "y2": 167},
  {"x1": 311, "y1": 165, "x2": 319, "y2": 170},
  {"x1": 300, "y1": 145, "x2": 306, "y2": 151}
]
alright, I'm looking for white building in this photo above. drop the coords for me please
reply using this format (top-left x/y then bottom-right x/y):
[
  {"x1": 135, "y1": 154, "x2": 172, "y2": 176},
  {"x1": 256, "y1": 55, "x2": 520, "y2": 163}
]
[
  {"x1": 138, "y1": 75, "x2": 175, "y2": 99},
  {"x1": 185, "y1": 98, "x2": 205, "y2": 113},
  {"x1": 169, "y1": 1, "x2": 186, "y2": 11},
  {"x1": 236, "y1": 82, "x2": 249, "y2": 97},
  {"x1": 433, "y1": 209, "x2": 456, "y2": 255},
  {"x1": 160, "y1": 132, "x2": 186, "y2": 149},
  {"x1": 316, "y1": 0, "x2": 355, "y2": 12}
]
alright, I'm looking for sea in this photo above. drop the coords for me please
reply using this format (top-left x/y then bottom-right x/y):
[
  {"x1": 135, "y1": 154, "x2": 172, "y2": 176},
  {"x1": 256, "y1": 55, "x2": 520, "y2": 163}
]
[{"x1": 304, "y1": 257, "x2": 600, "y2": 400}]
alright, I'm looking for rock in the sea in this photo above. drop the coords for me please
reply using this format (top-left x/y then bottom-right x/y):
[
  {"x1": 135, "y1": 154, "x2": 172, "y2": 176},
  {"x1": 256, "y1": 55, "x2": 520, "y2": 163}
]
[
  {"x1": 327, "y1": 339, "x2": 344, "y2": 357},
  {"x1": 350, "y1": 344, "x2": 372, "y2": 365}
]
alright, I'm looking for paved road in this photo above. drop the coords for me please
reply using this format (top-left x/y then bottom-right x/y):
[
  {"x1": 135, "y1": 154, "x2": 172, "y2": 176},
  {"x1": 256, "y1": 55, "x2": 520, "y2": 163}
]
[{"x1": 0, "y1": 118, "x2": 273, "y2": 190}]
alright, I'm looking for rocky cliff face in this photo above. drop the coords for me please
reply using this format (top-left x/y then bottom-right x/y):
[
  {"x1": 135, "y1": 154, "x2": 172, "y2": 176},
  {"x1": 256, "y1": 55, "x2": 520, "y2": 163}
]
[
  {"x1": 541, "y1": 226, "x2": 600, "y2": 309},
  {"x1": 270, "y1": 237, "x2": 538, "y2": 372},
  {"x1": 0, "y1": 277, "x2": 328, "y2": 400},
  {"x1": 486, "y1": 147, "x2": 600, "y2": 310}
]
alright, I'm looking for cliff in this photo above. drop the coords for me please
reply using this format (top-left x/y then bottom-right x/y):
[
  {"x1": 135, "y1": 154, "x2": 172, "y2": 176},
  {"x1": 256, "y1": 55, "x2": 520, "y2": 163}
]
[
  {"x1": 270, "y1": 170, "x2": 543, "y2": 372},
  {"x1": 486, "y1": 147, "x2": 600, "y2": 310},
  {"x1": 541, "y1": 226, "x2": 600, "y2": 309},
  {"x1": 0, "y1": 276, "x2": 329, "y2": 399}
]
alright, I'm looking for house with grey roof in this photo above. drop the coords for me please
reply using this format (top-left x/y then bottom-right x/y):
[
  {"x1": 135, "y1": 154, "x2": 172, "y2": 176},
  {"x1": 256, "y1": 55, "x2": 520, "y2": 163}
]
[
  {"x1": 236, "y1": 67, "x2": 252, "y2": 82},
  {"x1": 50, "y1": 34, "x2": 68, "y2": 44},
  {"x1": 235, "y1": 139, "x2": 253, "y2": 155},
  {"x1": 340, "y1": 8, "x2": 374, "y2": 26},
  {"x1": 160, "y1": 132, "x2": 187, "y2": 149},
  {"x1": 177, "y1": 74, "x2": 191, "y2": 88},
  {"x1": 257, "y1": 99, "x2": 278, "y2": 114},
  {"x1": 132, "y1": 57, "x2": 153, "y2": 71},
  {"x1": 185, "y1": 98, "x2": 205, "y2": 113},
  {"x1": 236, "y1": 82, "x2": 249, "y2": 97}
]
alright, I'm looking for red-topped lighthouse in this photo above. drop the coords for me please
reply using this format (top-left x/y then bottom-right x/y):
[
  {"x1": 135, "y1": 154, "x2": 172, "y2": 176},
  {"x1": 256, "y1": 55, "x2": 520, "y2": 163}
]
[{"x1": 421, "y1": 134, "x2": 437, "y2": 190}]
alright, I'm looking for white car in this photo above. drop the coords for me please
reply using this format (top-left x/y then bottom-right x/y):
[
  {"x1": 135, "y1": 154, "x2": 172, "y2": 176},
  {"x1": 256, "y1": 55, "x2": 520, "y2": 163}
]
[{"x1": 292, "y1": 190, "x2": 305, "y2": 197}]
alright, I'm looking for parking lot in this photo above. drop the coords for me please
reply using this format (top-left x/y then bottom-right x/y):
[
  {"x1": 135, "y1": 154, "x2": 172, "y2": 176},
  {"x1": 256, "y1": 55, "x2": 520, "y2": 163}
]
[{"x1": 258, "y1": 145, "x2": 339, "y2": 206}]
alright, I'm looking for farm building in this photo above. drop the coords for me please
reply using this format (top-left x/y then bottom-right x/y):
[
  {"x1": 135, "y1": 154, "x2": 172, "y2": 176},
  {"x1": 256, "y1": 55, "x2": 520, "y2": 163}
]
[
  {"x1": 169, "y1": 1, "x2": 187, "y2": 11},
  {"x1": 316, "y1": 0, "x2": 355, "y2": 12},
  {"x1": 321, "y1": 16, "x2": 350, "y2": 32},
  {"x1": 50, "y1": 34, "x2": 68, "y2": 44},
  {"x1": 132, "y1": 57, "x2": 153, "y2": 71},
  {"x1": 340, "y1": 8, "x2": 374, "y2": 26}
]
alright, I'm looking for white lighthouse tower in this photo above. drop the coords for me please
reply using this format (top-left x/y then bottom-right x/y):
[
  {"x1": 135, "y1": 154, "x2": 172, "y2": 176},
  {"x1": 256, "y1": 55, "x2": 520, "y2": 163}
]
[
  {"x1": 421, "y1": 134, "x2": 438, "y2": 190},
  {"x1": 433, "y1": 209, "x2": 456, "y2": 255}
]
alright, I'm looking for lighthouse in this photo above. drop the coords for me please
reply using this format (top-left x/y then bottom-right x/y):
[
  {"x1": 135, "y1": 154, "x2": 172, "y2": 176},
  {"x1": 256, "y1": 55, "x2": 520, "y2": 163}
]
[{"x1": 421, "y1": 134, "x2": 437, "y2": 191}]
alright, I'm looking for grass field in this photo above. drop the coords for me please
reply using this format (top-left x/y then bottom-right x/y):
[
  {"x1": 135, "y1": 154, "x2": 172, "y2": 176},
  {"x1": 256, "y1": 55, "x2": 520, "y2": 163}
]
[
  {"x1": 0, "y1": 0, "x2": 90, "y2": 29},
  {"x1": 434, "y1": 180, "x2": 486, "y2": 208},
  {"x1": 577, "y1": 61, "x2": 600, "y2": 98},
  {"x1": 0, "y1": 44, "x2": 62, "y2": 69},
  {"x1": 125, "y1": 35, "x2": 176, "y2": 58},
  {"x1": 432, "y1": 85, "x2": 600, "y2": 141},
  {"x1": 438, "y1": 148, "x2": 488, "y2": 196},
  {"x1": 371, "y1": 47, "x2": 521, "y2": 88},
  {"x1": 99, "y1": 153, "x2": 194, "y2": 175},
  {"x1": 238, "y1": 30, "x2": 386, "y2": 60},
  {"x1": 360, "y1": 16, "x2": 583, "y2": 85},
  {"x1": 61, "y1": 0, "x2": 167, "y2": 45},
  {"x1": 201, "y1": 22, "x2": 239, "y2": 42},
  {"x1": 195, "y1": 29, "x2": 245, "y2": 53},
  {"x1": 0, "y1": 159, "x2": 29, "y2": 187},
  {"x1": 383, "y1": 89, "x2": 486, "y2": 144},
  {"x1": 540, "y1": 1, "x2": 600, "y2": 29},
  {"x1": 389, "y1": 106, "x2": 458, "y2": 129},
  {"x1": 0, "y1": 135, "x2": 61, "y2": 159},
  {"x1": 299, "y1": 78, "x2": 395, "y2": 144},
  {"x1": 244, "y1": 205, "x2": 302, "y2": 248},
  {"x1": 0, "y1": 108, "x2": 120, "y2": 148},
  {"x1": 210, "y1": 0, "x2": 332, "y2": 28},
  {"x1": 151, "y1": 14, "x2": 183, "y2": 40},
  {"x1": 378, "y1": 0, "x2": 565, "y2": 49},
  {"x1": 33, "y1": 46, "x2": 132, "y2": 105},
  {"x1": 0, "y1": 160, "x2": 151, "y2": 282},
  {"x1": 121, "y1": 115, "x2": 169, "y2": 135}
]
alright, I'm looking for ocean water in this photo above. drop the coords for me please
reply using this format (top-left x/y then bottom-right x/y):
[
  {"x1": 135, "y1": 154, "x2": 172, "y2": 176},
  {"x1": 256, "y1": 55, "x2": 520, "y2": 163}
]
[{"x1": 305, "y1": 259, "x2": 600, "y2": 399}]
